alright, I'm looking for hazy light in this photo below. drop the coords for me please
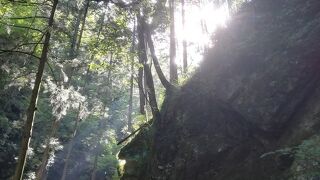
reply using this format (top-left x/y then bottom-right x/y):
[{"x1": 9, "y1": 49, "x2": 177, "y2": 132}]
[
  {"x1": 175, "y1": 1, "x2": 230, "y2": 67},
  {"x1": 119, "y1": 159, "x2": 126, "y2": 166}
]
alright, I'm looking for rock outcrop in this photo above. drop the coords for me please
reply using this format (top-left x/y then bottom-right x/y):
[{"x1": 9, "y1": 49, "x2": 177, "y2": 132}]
[{"x1": 119, "y1": 0, "x2": 320, "y2": 179}]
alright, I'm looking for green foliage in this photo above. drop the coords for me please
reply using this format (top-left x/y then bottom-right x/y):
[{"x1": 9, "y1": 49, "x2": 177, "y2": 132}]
[
  {"x1": 290, "y1": 135, "x2": 320, "y2": 179},
  {"x1": 261, "y1": 135, "x2": 320, "y2": 179},
  {"x1": 0, "y1": 0, "x2": 196, "y2": 178}
]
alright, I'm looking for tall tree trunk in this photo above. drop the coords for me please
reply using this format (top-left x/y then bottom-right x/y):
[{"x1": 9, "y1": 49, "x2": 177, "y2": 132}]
[
  {"x1": 90, "y1": 152, "x2": 99, "y2": 180},
  {"x1": 89, "y1": 20, "x2": 109, "y2": 179},
  {"x1": 144, "y1": 69, "x2": 150, "y2": 120},
  {"x1": 144, "y1": 23, "x2": 173, "y2": 91},
  {"x1": 128, "y1": 63, "x2": 134, "y2": 131},
  {"x1": 91, "y1": 54, "x2": 113, "y2": 179},
  {"x1": 60, "y1": 104, "x2": 82, "y2": 180},
  {"x1": 137, "y1": 15, "x2": 161, "y2": 121},
  {"x1": 90, "y1": 118, "x2": 105, "y2": 180},
  {"x1": 107, "y1": 54, "x2": 113, "y2": 89},
  {"x1": 138, "y1": 68, "x2": 145, "y2": 114},
  {"x1": 143, "y1": 63, "x2": 160, "y2": 121},
  {"x1": 35, "y1": 117, "x2": 60, "y2": 180},
  {"x1": 137, "y1": 14, "x2": 146, "y2": 115},
  {"x1": 90, "y1": 108, "x2": 107, "y2": 180},
  {"x1": 127, "y1": 19, "x2": 136, "y2": 132},
  {"x1": 76, "y1": 0, "x2": 90, "y2": 54},
  {"x1": 169, "y1": 0, "x2": 178, "y2": 83},
  {"x1": 60, "y1": 3, "x2": 93, "y2": 177},
  {"x1": 70, "y1": 8, "x2": 82, "y2": 59},
  {"x1": 181, "y1": 0, "x2": 187, "y2": 73},
  {"x1": 37, "y1": 11, "x2": 100, "y2": 180},
  {"x1": 12, "y1": 1, "x2": 59, "y2": 180},
  {"x1": 60, "y1": 64, "x2": 92, "y2": 180}
]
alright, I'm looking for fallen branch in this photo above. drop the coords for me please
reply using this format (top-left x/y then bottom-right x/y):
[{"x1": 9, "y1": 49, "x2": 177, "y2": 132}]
[{"x1": 117, "y1": 120, "x2": 152, "y2": 145}]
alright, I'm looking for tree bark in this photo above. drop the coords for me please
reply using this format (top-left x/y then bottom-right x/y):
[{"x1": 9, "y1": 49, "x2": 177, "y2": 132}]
[
  {"x1": 60, "y1": 62, "x2": 93, "y2": 180},
  {"x1": 169, "y1": 0, "x2": 178, "y2": 83},
  {"x1": 35, "y1": 117, "x2": 60, "y2": 180},
  {"x1": 137, "y1": 15, "x2": 161, "y2": 121},
  {"x1": 144, "y1": 23, "x2": 174, "y2": 91},
  {"x1": 137, "y1": 14, "x2": 146, "y2": 115},
  {"x1": 128, "y1": 19, "x2": 136, "y2": 132},
  {"x1": 60, "y1": 104, "x2": 82, "y2": 180},
  {"x1": 144, "y1": 68, "x2": 150, "y2": 120},
  {"x1": 143, "y1": 63, "x2": 161, "y2": 121},
  {"x1": 69, "y1": 8, "x2": 82, "y2": 59},
  {"x1": 91, "y1": 55, "x2": 113, "y2": 179},
  {"x1": 76, "y1": 0, "x2": 90, "y2": 53},
  {"x1": 128, "y1": 64, "x2": 134, "y2": 131},
  {"x1": 138, "y1": 68, "x2": 145, "y2": 114},
  {"x1": 12, "y1": 1, "x2": 59, "y2": 180},
  {"x1": 90, "y1": 152, "x2": 98, "y2": 180}
]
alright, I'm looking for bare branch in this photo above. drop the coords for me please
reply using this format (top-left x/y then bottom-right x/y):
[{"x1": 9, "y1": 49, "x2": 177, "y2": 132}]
[
  {"x1": 7, "y1": 16, "x2": 49, "y2": 20},
  {"x1": 117, "y1": 120, "x2": 152, "y2": 145},
  {"x1": 0, "y1": 21, "x2": 44, "y2": 33},
  {"x1": 0, "y1": 49, "x2": 40, "y2": 59},
  {"x1": 32, "y1": 32, "x2": 46, "y2": 54},
  {"x1": 9, "y1": 42, "x2": 45, "y2": 51}
]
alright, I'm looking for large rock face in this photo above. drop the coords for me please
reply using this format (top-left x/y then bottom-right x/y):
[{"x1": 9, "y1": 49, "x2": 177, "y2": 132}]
[{"x1": 119, "y1": 0, "x2": 320, "y2": 179}]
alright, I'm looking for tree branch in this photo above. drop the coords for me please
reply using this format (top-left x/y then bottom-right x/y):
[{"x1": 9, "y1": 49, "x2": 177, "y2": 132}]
[
  {"x1": 0, "y1": 49, "x2": 40, "y2": 59},
  {"x1": 144, "y1": 21, "x2": 175, "y2": 91},
  {"x1": 7, "y1": 16, "x2": 49, "y2": 20},
  {"x1": 0, "y1": 21, "x2": 44, "y2": 33},
  {"x1": 117, "y1": 120, "x2": 152, "y2": 145}
]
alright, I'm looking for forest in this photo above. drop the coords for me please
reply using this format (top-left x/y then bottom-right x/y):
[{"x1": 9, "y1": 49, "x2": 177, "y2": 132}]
[{"x1": 1, "y1": 0, "x2": 320, "y2": 179}]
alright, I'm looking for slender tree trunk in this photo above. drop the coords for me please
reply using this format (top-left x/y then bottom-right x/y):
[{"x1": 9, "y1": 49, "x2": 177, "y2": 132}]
[
  {"x1": 144, "y1": 23, "x2": 173, "y2": 91},
  {"x1": 107, "y1": 54, "x2": 113, "y2": 88},
  {"x1": 138, "y1": 68, "x2": 145, "y2": 114},
  {"x1": 70, "y1": 9, "x2": 82, "y2": 58},
  {"x1": 181, "y1": 0, "x2": 187, "y2": 73},
  {"x1": 12, "y1": 1, "x2": 58, "y2": 180},
  {"x1": 90, "y1": 118, "x2": 104, "y2": 180},
  {"x1": 137, "y1": 15, "x2": 161, "y2": 121},
  {"x1": 60, "y1": 5, "x2": 93, "y2": 177},
  {"x1": 60, "y1": 104, "x2": 82, "y2": 180},
  {"x1": 128, "y1": 64, "x2": 134, "y2": 131},
  {"x1": 169, "y1": 0, "x2": 178, "y2": 83},
  {"x1": 91, "y1": 54, "x2": 113, "y2": 178},
  {"x1": 89, "y1": 20, "x2": 109, "y2": 179},
  {"x1": 127, "y1": 19, "x2": 136, "y2": 132},
  {"x1": 35, "y1": 117, "x2": 60, "y2": 180},
  {"x1": 144, "y1": 69, "x2": 150, "y2": 120},
  {"x1": 137, "y1": 14, "x2": 146, "y2": 115},
  {"x1": 90, "y1": 107, "x2": 109, "y2": 180},
  {"x1": 143, "y1": 63, "x2": 160, "y2": 121},
  {"x1": 60, "y1": 64, "x2": 91, "y2": 180},
  {"x1": 90, "y1": 153, "x2": 98, "y2": 180},
  {"x1": 36, "y1": 10, "x2": 97, "y2": 176},
  {"x1": 76, "y1": 0, "x2": 90, "y2": 53}
]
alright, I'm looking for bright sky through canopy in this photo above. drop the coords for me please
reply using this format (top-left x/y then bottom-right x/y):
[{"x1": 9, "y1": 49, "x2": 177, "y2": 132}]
[{"x1": 175, "y1": 0, "x2": 230, "y2": 67}]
